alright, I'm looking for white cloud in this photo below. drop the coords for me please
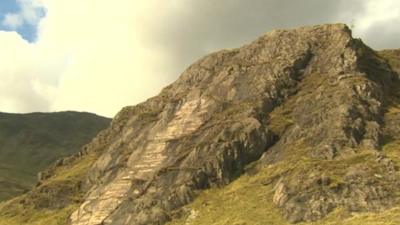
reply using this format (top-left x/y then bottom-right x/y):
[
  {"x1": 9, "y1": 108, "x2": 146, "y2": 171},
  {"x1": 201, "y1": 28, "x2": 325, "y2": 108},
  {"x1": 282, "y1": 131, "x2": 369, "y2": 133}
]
[
  {"x1": 0, "y1": 0, "x2": 179, "y2": 117},
  {"x1": 356, "y1": 0, "x2": 400, "y2": 32},
  {"x1": 2, "y1": 0, "x2": 44, "y2": 29},
  {"x1": 0, "y1": 0, "x2": 399, "y2": 117},
  {"x1": 347, "y1": 0, "x2": 400, "y2": 49},
  {"x1": 2, "y1": 14, "x2": 23, "y2": 29},
  {"x1": 0, "y1": 31, "x2": 51, "y2": 112}
]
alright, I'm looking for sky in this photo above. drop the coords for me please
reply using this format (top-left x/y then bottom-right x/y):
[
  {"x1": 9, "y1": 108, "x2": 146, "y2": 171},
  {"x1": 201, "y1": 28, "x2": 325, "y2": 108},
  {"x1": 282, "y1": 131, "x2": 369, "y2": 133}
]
[
  {"x1": 0, "y1": 0, "x2": 399, "y2": 117},
  {"x1": 0, "y1": 0, "x2": 45, "y2": 42}
]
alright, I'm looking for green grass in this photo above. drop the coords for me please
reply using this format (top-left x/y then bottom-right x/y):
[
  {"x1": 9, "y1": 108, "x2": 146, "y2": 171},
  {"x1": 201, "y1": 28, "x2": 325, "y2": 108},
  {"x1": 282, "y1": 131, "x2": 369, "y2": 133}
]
[
  {"x1": 171, "y1": 76, "x2": 400, "y2": 225},
  {"x1": 378, "y1": 50, "x2": 400, "y2": 73},
  {"x1": 0, "y1": 50, "x2": 398, "y2": 225},
  {"x1": 167, "y1": 165, "x2": 288, "y2": 225},
  {"x1": 167, "y1": 143, "x2": 399, "y2": 225},
  {"x1": 0, "y1": 111, "x2": 110, "y2": 201},
  {"x1": 0, "y1": 150, "x2": 97, "y2": 225},
  {"x1": 0, "y1": 202, "x2": 78, "y2": 225},
  {"x1": 382, "y1": 140, "x2": 400, "y2": 168}
]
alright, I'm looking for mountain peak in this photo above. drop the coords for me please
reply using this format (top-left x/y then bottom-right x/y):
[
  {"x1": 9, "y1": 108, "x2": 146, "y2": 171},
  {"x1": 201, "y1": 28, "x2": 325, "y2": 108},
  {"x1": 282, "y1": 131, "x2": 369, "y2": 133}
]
[
  {"x1": 169, "y1": 23, "x2": 365, "y2": 95},
  {"x1": 1, "y1": 24, "x2": 400, "y2": 225},
  {"x1": 69, "y1": 23, "x2": 397, "y2": 224}
]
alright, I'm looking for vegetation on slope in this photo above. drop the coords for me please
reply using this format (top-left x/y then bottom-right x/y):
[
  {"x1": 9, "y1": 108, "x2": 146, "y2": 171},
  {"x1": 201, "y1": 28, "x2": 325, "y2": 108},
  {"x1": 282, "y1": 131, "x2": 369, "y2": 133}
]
[
  {"x1": 379, "y1": 49, "x2": 400, "y2": 73},
  {"x1": 0, "y1": 31, "x2": 399, "y2": 225},
  {"x1": 0, "y1": 149, "x2": 98, "y2": 225},
  {"x1": 0, "y1": 111, "x2": 110, "y2": 201},
  {"x1": 167, "y1": 145, "x2": 400, "y2": 225},
  {"x1": 166, "y1": 49, "x2": 400, "y2": 225}
]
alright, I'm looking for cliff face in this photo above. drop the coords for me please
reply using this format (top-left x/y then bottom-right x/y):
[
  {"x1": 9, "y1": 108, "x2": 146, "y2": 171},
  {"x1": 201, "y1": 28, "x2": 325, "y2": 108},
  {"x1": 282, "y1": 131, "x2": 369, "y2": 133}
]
[
  {"x1": 69, "y1": 24, "x2": 398, "y2": 224},
  {"x1": 1, "y1": 24, "x2": 400, "y2": 225}
]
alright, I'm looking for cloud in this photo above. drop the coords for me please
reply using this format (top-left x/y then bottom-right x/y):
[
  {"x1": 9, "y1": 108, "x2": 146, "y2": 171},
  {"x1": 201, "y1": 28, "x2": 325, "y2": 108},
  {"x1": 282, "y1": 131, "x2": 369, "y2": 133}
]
[
  {"x1": 144, "y1": 0, "x2": 354, "y2": 75},
  {"x1": 0, "y1": 31, "x2": 52, "y2": 112},
  {"x1": 2, "y1": 14, "x2": 23, "y2": 28},
  {"x1": 352, "y1": 0, "x2": 400, "y2": 49},
  {"x1": 2, "y1": 0, "x2": 45, "y2": 29},
  {"x1": 34, "y1": 0, "x2": 175, "y2": 116},
  {"x1": 0, "y1": 0, "x2": 399, "y2": 117}
]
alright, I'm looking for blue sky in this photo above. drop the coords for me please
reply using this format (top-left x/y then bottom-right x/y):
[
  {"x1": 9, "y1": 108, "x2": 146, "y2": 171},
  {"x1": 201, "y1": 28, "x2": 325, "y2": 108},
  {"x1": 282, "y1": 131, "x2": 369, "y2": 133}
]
[
  {"x1": 0, "y1": 0, "x2": 45, "y2": 42},
  {"x1": 0, "y1": 0, "x2": 399, "y2": 117}
]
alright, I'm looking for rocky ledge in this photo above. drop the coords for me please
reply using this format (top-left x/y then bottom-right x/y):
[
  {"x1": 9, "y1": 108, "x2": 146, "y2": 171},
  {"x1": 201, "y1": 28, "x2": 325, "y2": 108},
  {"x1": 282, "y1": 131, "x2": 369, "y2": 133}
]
[{"x1": 3, "y1": 24, "x2": 400, "y2": 225}]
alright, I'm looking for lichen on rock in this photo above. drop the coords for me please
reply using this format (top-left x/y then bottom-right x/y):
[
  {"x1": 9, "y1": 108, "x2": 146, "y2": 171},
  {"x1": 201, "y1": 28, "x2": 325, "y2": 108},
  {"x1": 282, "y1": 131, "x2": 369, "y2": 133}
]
[
  {"x1": 2, "y1": 24, "x2": 400, "y2": 225},
  {"x1": 67, "y1": 24, "x2": 400, "y2": 224}
]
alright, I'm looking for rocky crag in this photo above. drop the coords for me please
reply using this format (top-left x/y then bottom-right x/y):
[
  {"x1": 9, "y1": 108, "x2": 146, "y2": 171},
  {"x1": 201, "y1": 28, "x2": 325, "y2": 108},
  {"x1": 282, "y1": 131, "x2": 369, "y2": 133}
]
[{"x1": 1, "y1": 24, "x2": 400, "y2": 225}]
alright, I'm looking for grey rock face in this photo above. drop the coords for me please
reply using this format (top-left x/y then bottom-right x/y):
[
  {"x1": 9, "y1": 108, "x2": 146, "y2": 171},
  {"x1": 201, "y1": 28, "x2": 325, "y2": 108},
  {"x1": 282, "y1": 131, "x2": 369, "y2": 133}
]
[
  {"x1": 68, "y1": 24, "x2": 399, "y2": 224},
  {"x1": 258, "y1": 31, "x2": 398, "y2": 222}
]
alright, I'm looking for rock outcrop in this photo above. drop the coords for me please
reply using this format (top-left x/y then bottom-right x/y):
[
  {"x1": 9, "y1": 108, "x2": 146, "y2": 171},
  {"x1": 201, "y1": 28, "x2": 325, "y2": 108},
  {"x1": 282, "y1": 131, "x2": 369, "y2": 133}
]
[
  {"x1": 2, "y1": 24, "x2": 400, "y2": 225},
  {"x1": 66, "y1": 24, "x2": 400, "y2": 224}
]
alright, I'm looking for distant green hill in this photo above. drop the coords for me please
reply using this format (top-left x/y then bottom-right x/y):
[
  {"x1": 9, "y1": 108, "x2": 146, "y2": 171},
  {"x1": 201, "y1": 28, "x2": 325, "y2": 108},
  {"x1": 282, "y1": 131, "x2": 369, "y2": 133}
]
[
  {"x1": 0, "y1": 111, "x2": 110, "y2": 201},
  {"x1": 1, "y1": 25, "x2": 400, "y2": 225}
]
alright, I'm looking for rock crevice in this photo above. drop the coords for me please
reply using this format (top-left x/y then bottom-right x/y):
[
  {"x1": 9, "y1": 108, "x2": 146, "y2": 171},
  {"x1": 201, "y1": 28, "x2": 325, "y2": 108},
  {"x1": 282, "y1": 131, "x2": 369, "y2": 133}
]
[{"x1": 64, "y1": 24, "x2": 400, "y2": 224}]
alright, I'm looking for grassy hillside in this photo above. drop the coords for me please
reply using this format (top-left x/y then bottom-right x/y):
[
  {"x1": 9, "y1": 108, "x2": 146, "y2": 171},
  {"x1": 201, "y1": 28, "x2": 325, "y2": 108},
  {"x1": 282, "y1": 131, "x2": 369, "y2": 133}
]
[
  {"x1": 0, "y1": 149, "x2": 99, "y2": 225},
  {"x1": 0, "y1": 47, "x2": 398, "y2": 225},
  {"x1": 166, "y1": 49, "x2": 400, "y2": 225},
  {"x1": 166, "y1": 148, "x2": 400, "y2": 225},
  {"x1": 379, "y1": 49, "x2": 400, "y2": 73},
  {"x1": 0, "y1": 111, "x2": 110, "y2": 201}
]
